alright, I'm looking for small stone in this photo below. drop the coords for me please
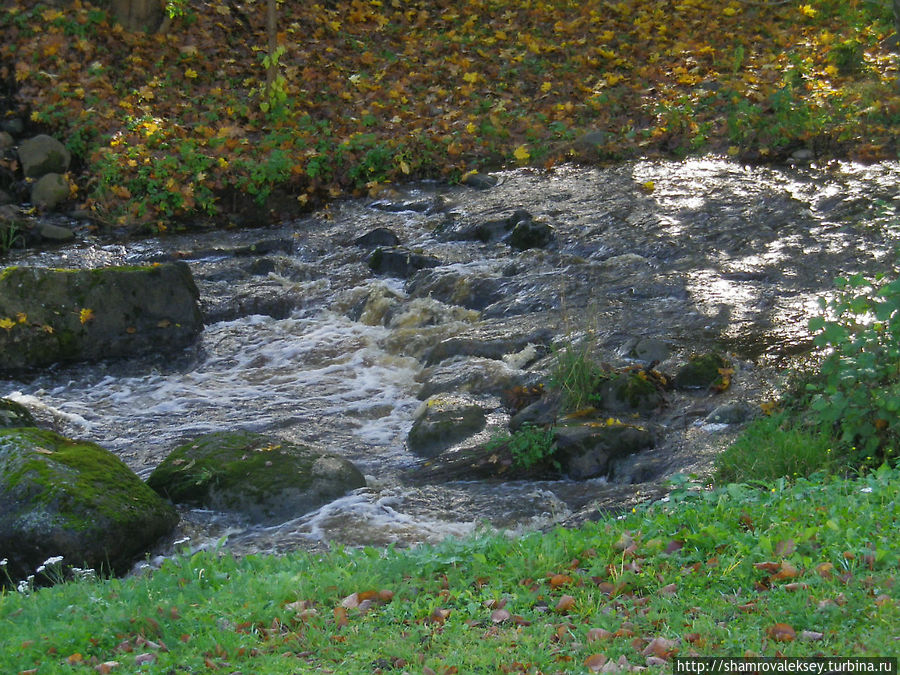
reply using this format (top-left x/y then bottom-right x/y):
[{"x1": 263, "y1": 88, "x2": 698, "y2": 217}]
[
  {"x1": 508, "y1": 219, "x2": 554, "y2": 251},
  {"x1": 631, "y1": 338, "x2": 671, "y2": 364},
  {"x1": 0, "y1": 131, "x2": 14, "y2": 150},
  {"x1": 353, "y1": 227, "x2": 400, "y2": 248},
  {"x1": 1, "y1": 118, "x2": 23, "y2": 135},
  {"x1": 705, "y1": 402, "x2": 755, "y2": 425},
  {"x1": 38, "y1": 222, "x2": 76, "y2": 242},
  {"x1": 790, "y1": 148, "x2": 814, "y2": 163},
  {"x1": 461, "y1": 172, "x2": 498, "y2": 190}
]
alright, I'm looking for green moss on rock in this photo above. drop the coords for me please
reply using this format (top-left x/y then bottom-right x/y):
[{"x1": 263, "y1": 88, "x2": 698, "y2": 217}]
[
  {"x1": 147, "y1": 431, "x2": 365, "y2": 523},
  {"x1": 674, "y1": 352, "x2": 731, "y2": 390},
  {"x1": 0, "y1": 398, "x2": 36, "y2": 428},
  {"x1": 0, "y1": 428, "x2": 179, "y2": 582}
]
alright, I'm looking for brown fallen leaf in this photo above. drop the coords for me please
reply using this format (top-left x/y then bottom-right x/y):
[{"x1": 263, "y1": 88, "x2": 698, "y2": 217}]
[
  {"x1": 642, "y1": 636, "x2": 679, "y2": 659},
  {"x1": 378, "y1": 589, "x2": 394, "y2": 603},
  {"x1": 491, "y1": 608, "x2": 511, "y2": 623},
  {"x1": 333, "y1": 606, "x2": 349, "y2": 627},
  {"x1": 550, "y1": 574, "x2": 573, "y2": 588},
  {"x1": 134, "y1": 653, "x2": 156, "y2": 666},
  {"x1": 584, "y1": 653, "x2": 608, "y2": 672},
  {"x1": 95, "y1": 662, "x2": 121, "y2": 674},
  {"x1": 766, "y1": 623, "x2": 796, "y2": 642},
  {"x1": 587, "y1": 628, "x2": 613, "y2": 642},
  {"x1": 783, "y1": 582, "x2": 809, "y2": 592},
  {"x1": 771, "y1": 561, "x2": 800, "y2": 581},
  {"x1": 659, "y1": 583, "x2": 677, "y2": 596},
  {"x1": 799, "y1": 630, "x2": 824, "y2": 642},
  {"x1": 555, "y1": 594, "x2": 576, "y2": 613},
  {"x1": 753, "y1": 561, "x2": 780, "y2": 573}
]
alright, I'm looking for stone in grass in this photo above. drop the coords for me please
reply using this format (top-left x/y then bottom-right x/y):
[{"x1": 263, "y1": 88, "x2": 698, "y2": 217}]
[
  {"x1": 674, "y1": 352, "x2": 731, "y2": 390},
  {"x1": 0, "y1": 398, "x2": 36, "y2": 428},
  {"x1": 408, "y1": 396, "x2": 487, "y2": 458},
  {"x1": 147, "y1": 431, "x2": 366, "y2": 523},
  {"x1": 0, "y1": 428, "x2": 179, "y2": 583}
]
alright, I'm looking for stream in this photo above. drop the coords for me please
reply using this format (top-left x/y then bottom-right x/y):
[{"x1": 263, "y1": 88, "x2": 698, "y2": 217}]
[{"x1": 3, "y1": 157, "x2": 899, "y2": 563}]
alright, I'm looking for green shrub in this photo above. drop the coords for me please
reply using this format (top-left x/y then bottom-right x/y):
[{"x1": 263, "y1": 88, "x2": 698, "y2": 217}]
[
  {"x1": 484, "y1": 425, "x2": 556, "y2": 470},
  {"x1": 805, "y1": 271, "x2": 900, "y2": 465},
  {"x1": 547, "y1": 340, "x2": 603, "y2": 411}
]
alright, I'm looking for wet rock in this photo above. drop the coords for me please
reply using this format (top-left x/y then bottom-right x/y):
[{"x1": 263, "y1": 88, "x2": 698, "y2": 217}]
[
  {"x1": 407, "y1": 396, "x2": 487, "y2": 458},
  {"x1": 554, "y1": 422, "x2": 654, "y2": 480},
  {"x1": 370, "y1": 198, "x2": 434, "y2": 213},
  {"x1": 368, "y1": 246, "x2": 441, "y2": 278},
  {"x1": 509, "y1": 392, "x2": 562, "y2": 432},
  {"x1": 0, "y1": 398, "x2": 36, "y2": 428},
  {"x1": 1, "y1": 118, "x2": 23, "y2": 135},
  {"x1": 674, "y1": 352, "x2": 731, "y2": 390},
  {"x1": 0, "y1": 262, "x2": 204, "y2": 375},
  {"x1": 508, "y1": 218, "x2": 554, "y2": 250},
  {"x1": 36, "y1": 222, "x2": 76, "y2": 242},
  {"x1": 609, "y1": 453, "x2": 669, "y2": 484},
  {"x1": 629, "y1": 337, "x2": 672, "y2": 364},
  {"x1": 147, "y1": 431, "x2": 365, "y2": 522},
  {"x1": 233, "y1": 238, "x2": 294, "y2": 257},
  {"x1": 461, "y1": 172, "x2": 498, "y2": 189},
  {"x1": 203, "y1": 287, "x2": 298, "y2": 322},
  {"x1": 408, "y1": 268, "x2": 502, "y2": 311},
  {"x1": 705, "y1": 401, "x2": 755, "y2": 425},
  {"x1": 425, "y1": 328, "x2": 553, "y2": 365},
  {"x1": 595, "y1": 369, "x2": 667, "y2": 414},
  {"x1": 571, "y1": 129, "x2": 610, "y2": 154},
  {"x1": 18, "y1": 134, "x2": 71, "y2": 179},
  {"x1": 417, "y1": 357, "x2": 525, "y2": 400},
  {"x1": 30, "y1": 173, "x2": 70, "y2": 210},
  {"x1": 353, "y1": 227, "x2": 401, "y2": 248},
  {"x1": 346, "y1": 283, "x2": 402, "y2": 325},
  {"x1": 0, "y1": 427, "x2": 179, "y2": 583},
  {"x1": 0, "y1": 131, "x2": 13, "y2": 150},
  {"x1": 450, "y1": 209, "x2": 539, "y2": 246}
]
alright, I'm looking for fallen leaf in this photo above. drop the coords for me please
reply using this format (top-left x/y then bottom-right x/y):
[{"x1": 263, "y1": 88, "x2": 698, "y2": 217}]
[
  {"x1": 799, "y1": 630, "x2": 824, "y2": 642},
  {"x1": 333, "y1": 606, "x2": 349, "y2": 627},
  {"x1": 491, "y1": 608, "x2": 511, "y2": 623},
  {"x1": 584, "y1": 654, "x2": 608, "y2": 672},
  {"x1": 767, "y1": 623, "x2": 796, "y2": 642},
  {"x1": 67, "y1": 653, "x2": 84, "y2": 665},
  {"x1": 134, "y1": 653, "x2": 156, "y2": 666},
  {"x1": 95, "y1": 662, "x2": 121, "y2": 674},
  {"x1": 555, "y1": 595, "x2": 576, "y2": 613},
  {"x1": 587, "y1": 628, "x2": 612, "y2": 642},
  {"x1": 642, "y1": 636, "x2": 679, "y2": 659},
  {"x1": 550, "y1": 574, "x2": 573, "y2": 588}
]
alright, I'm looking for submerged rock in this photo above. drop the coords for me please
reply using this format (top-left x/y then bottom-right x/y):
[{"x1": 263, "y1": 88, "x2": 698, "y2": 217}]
[
  {"x1": 0, "y1": 398, "x2": 36, "y2": 428},
  {"x1": 407, "y1": 396, "x2": 487, "y2": 458},
  {"x1": 147, "y1": 431, "x2": 366, "y2": 522},
  {"x1": 30, "y1": 173, "x2": 70, "y2": 211},
  {"x1": 0, "y1": 428, "x2": 179, "y2": 583},
  {"x1": 0, "y1": 262, "x2": 203, "y2": 375},
  {"x1": 353, "y1": 227, "x2": 401, "y2": 248}
]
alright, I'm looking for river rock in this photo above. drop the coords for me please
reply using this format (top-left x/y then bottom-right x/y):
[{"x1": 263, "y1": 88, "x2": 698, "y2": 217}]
[
  {"x1": 408, "y1": 268, "x2": 502, "y2": 311},
  {"x1": 425, "y1": 328, "x2": 553, "y2": 365},
  {"x1": 147, "y1": 431, "x2": 366, "y2": 522},
  {"x1": 0, "y1": 131, "x2": 13, "y2": 150},
  {"x1": 595, "y1": 369, "x2": 667, "y2": 414},
  {"x1": 508, "y1": 218, "x2": 554, "y2": 250},
  {"x1": 37, "y1": 222, "x2": 76, "y2": 242},
  {"x1": 353, "y1": 227, "x2": 401, "y2": 248},
  {"x1": 408, "y1": 396, "x2": 487, "y2": 458},
  {"x1": 30, "y1": 173, "x2": 70, "y2": 211},
  {"x1": 368, "y1": 246, "x2": 441, "y2": 278},
  {"x1": 509, "y1": 392, "x2": 562, "y2": 432},
  {"x1": 705, "y1": 401, "x2": 755, "y2": 425},
  {"x1": 18, "y1": 134, "x2": 71, "y2": 179},
  {"x1": 461, "y1": 172, "x2": 498, "y2": 190},
  {"x1": 674, "y1": 352, "x2": 731, "y2": 390},
  {"x1": 554, "y1": 422, "x2": 655, "y2": 480},
  {"x1": 0, "y1": 398, "x2": 35, "y2": 428},
  {"x1": 629, "y1": 337, "x2": 672, "y2": 364},
  {"x1": 417, "y1": 357, "x2": 525, "y2": 400},
  {"x1": 0, "y1": 262, "x2": 204, "y2": 374},
  {"x1": 0, "y1": 427, "x2": 179, "y2": 583}
]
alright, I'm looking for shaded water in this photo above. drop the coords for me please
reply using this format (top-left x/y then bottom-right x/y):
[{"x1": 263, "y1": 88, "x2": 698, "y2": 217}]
[{"x1": 3, "y1": 158, "x2": 899, "y2": 560}]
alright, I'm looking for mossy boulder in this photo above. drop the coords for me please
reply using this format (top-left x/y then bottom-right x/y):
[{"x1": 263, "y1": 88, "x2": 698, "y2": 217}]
[
  {"x1": 0, "y1": 398, "x2": 36, "y2": 428},
  {"x1": 17, "y1": 134, "x2": 71, "y2": 179},
  {"x1": 0, "y1": 428, "x2": 179, "y2": 583},
  {"x1": 674, "y1": 352, "x2": 731, "y2": 390},
  {"x1": 0, "y1": 262, "x2": 203, "y2": 375},
  {"x1": 554, "y1": 422, "x2": 655, "y2": 480},
  {"x1": 408, "y1": 396, "x2": 487, "y2": 458},
  {"x1": 596, "y1": 369, "x2": 667, "y2": 414},
  {"x1": 147, "y1": 431, "x2": 366, "y2": 522}
]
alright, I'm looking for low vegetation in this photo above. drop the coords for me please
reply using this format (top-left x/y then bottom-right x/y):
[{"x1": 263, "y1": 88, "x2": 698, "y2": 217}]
[{"x1": 2, "y1": 466, "x2": 897, "y2": 672}]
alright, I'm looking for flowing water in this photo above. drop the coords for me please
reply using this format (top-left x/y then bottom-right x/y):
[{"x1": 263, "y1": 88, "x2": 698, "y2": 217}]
[{"x1": 3, "y1": 158, "x2": 899, "y2": 562}]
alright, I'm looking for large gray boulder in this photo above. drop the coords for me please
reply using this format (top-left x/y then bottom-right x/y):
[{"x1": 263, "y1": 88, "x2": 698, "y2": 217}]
[
  {"x1": 17, "y1": 134, "x2": 71, "y2": 179},
  {"x1": 408, "y1": 396, "x2": 487, "y2": 458},
  {"x1": 0, "y1": 427, "x2": 179, "y2": 583},
  {"x1": 0, "y1": 263, "x2": 203, "y2": 374},
  {"x1": 147, "y1": 431, "x2": 366, "y2": 522}
]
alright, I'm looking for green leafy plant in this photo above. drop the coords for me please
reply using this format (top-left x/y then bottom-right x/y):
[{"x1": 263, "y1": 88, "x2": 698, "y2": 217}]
[
  {"x1": 484, "y1": 425, "x2": 556, "y2": 470},
  {"x1": 805, "y1": 271, "x2": 900, "y2": 464},
  {"x1": 0, "y1": 223, "x2": 25, "y2": 255}
]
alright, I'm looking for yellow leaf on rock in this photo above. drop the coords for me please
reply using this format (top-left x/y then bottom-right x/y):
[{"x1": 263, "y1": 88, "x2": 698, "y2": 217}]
[
  {"x1": 513, "y1": 145, "x2": 530, "y2": 162},
  {"x1": 79, "y1": 308, "x2": 95, "y2": 324},
  {"x1": 0, "y1": 317, "x2": 15, "y2": 331}
]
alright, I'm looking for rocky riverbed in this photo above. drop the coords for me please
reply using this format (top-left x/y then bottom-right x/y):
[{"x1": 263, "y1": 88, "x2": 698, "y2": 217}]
[{"x1": 3, "y1": 157, "x2": 899, "y2": 561}]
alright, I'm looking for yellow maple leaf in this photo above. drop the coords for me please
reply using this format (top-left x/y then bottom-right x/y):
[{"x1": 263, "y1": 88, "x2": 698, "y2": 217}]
[
  {"x1": 16, "y1": 312, "x2": 27, "y2": 324},
  {"x1": 184, "y1": 68, "x2": 198, "y2": 79},
  {"x1": 466, "y1": 122, "x2": 477, "y2": 134},
  {"x1": 0, "y1": 317, "x2": 15, "y2": 332},
  {"x1": 462, "y1": 71, "x2": 479, "y2": 84},
  {"x1": 799, "y1": 4, "x2": 817, "y2": 17},
  {"x1": 641, "y1": 180, "x2": 655, "y2": 193},
  {"x1": 79, "y1": 308, "x2": 95, "y2": 324},
  {"x1": 513, "y1": 144, "x2": 530, "y2": 162},
  {"x1": 540, "y1": 81, "x2": 552, "y2": 93}
]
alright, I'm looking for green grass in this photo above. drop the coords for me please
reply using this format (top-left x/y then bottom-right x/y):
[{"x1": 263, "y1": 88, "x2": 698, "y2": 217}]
[
  {"x1": 715, "y1": 413, "x2": 843, "y2": 484},
  {"x1": 3, "y1": 468, "x2": 899, "y2": 672}
]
